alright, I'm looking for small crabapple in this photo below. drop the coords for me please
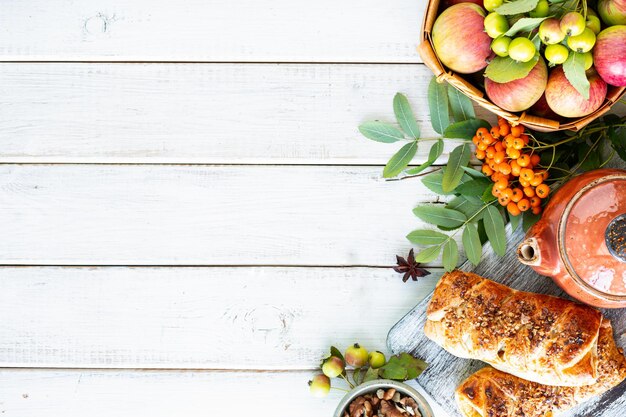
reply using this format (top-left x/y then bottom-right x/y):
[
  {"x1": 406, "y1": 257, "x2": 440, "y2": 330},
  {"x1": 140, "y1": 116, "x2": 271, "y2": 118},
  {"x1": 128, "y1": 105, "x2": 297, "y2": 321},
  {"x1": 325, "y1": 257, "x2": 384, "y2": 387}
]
[
  {"x1": 368, "y1": 351, "x2": 386, "y2": 369},
  {"x1": 308, "y1": 374, "x2": 331, "y2": 398},
  {"x1": 345, "y1": 343, "x2": 368, "y2": 367},
  {"x1": 560, "y1": 12, "x2": 586, "y2": 37},
  {"x1": 321, "y1": 356, "x2": 345, "y2": 378}
]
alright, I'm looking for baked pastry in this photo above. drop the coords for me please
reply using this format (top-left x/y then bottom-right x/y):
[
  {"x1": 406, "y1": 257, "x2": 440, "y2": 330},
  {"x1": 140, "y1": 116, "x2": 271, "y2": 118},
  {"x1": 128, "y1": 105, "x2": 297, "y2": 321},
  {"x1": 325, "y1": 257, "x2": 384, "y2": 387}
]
[
  {"x1": 425, "y1": 271, "x2": 603, "y2": 386},
  {"x1": 455, "y1": 319, "x2": 626, "y2": 417}
]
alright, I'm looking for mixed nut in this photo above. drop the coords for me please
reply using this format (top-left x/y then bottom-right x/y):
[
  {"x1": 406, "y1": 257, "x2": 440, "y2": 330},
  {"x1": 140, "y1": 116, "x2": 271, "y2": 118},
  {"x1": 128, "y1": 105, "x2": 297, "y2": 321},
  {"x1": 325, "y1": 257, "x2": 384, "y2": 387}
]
[{"x1": 343, "y1": 388, "x2": 422, "y2": 417}]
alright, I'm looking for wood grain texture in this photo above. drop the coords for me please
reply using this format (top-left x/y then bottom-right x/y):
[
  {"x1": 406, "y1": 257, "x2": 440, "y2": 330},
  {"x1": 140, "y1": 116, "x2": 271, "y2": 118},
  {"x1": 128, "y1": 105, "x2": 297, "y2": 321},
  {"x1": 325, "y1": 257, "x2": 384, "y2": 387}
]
[
  {"x1": 0, "y1": 266, "x2": 441, "y2": 368},
  {"x1": 0, "y1": 164, "x2": 466, "y2": 266},
  {"x1": 0, "y1": 0, "x2": 424, "y2": 63},
  {"x1": 0, "y1": 63, "x2": 493, "y2": 164}
]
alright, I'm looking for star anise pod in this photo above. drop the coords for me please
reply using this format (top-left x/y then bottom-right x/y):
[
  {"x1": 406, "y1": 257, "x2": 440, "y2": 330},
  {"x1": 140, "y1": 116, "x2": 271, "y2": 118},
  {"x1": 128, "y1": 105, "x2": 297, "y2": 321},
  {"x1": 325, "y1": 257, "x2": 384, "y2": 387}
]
[{"x1": 394, "y1": 249, "x2": 430, "y2": 282}]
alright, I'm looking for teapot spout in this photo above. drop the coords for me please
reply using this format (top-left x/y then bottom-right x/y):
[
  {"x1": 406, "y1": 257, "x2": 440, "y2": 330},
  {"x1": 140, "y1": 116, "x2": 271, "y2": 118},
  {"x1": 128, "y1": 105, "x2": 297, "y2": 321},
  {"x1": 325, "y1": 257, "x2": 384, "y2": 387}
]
[{"x1": 517, "y1": 237, "x2": 541, "y2": 266}]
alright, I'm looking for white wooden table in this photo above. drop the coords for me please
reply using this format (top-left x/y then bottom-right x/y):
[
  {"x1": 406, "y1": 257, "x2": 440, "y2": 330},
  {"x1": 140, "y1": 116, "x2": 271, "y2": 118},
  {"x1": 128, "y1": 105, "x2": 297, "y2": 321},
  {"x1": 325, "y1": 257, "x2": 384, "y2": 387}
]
[{"x1": 0, "y1": 1, "x2": 494, "y2": 415}]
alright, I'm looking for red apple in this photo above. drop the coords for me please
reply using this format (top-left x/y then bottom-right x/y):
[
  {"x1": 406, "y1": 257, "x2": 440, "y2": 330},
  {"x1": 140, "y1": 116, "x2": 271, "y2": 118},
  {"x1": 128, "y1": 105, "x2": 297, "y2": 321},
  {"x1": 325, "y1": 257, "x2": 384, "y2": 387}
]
[
  {"x1": 431, "y1": 3, "x2": 492, "y2": 74},
  {"x1": 545, "y1": 66, "x2": 607, "y2": 118},
  {"x1": 598, "y1": 0, "x2": 626, "y2": 25},
  {"x1": 593, "y1": 25, "x2": 626, "y2": 86},
  {"x1": 443, "y1": 0, "x2": 484, "y2": 8},
  {"x1": 485, "y1": 57, "x2": 548, "y2": 112}
]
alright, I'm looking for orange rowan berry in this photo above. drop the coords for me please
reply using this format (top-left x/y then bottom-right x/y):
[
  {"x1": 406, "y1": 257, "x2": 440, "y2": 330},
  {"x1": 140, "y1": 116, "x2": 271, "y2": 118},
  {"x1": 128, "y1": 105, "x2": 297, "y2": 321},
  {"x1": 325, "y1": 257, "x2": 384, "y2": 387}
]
[
  {"x1": 507, "y1": 148, "x2": 521, "y2": 159},
  {"x1": 536, "y1": 184, "x2": 550, "y2": 198},
  {"x1": 540, "y1": 170, "x2": 549, "y2": 180},
  {"x1": 477, "y1": 142, "x2": 488, "y2": 151},
  {"x1": 498, "y1": 162, "x2": 512, "y2": 175},
  {"x1": 499, "y1": 123, "x2": 510, "y2": 137},
  {"x1": 530, "y1": 174, "x2": 544, "y2": 187},
  {"x1": 490, "y1": 126, "x2": 501, "y2": 139},
  {"x1": 519, "y1": 178, "x2": 530, "y2": 188},
  {"x1": 517, "y1": 198, "x2": 530, "y2": 212},
  {"x1": 491, "y1": 172, "x2": 501, "y2": 182},
  {"x1": 523, "y1": 186, "x2": 536, "y2": 198},
  {"x1": 498, "y1": 193, "x2": 511, "y2": 206},
  {"x1": 488, "y1": 159, "x2": 498, "y2": 171},
  {"x1": 530, "y1": 196, "x2": 541, "y2": 207},
  {"x1": 476, "y1": 149, "x2": 486, "y2": 160},
  {"x1": 493, "y1": 151, "x2": 506, "y2": 164},
  {"x1": 504, "y1": 135, "x2": 515, "y2": 149},
  {"x1": 481, "y1": 133, "x2": 495, "y2": 145},
  {"x1": 520, "y1": 168, "x2": 535, "y2": 182},
  {"x1": 511, "y1": 188, "x2": 523, "y2": 203},
  {"x1": 521, "y1": 134, "x2": 530, "y2": 145},
  {"x1": 517, "y1": 154, "x2": 531, "y2": 167},
  {"x1": 494, "y1": 141, "x2": 504, "y2": 152},
  {"x1": 510, "y1": 125, "x2": 524, "y2": 137},
  {"x1": 529, "y1": 154, "x2": 540, "y2": 166},
  {"x1": 476, "y1": 127, "x2": 489, "y2": 137},
  {"x1": 512, "y1": 138, "x2": 524, "y2": 150},
  {"x1": 486, "y1": 146, "x2": 496, "y2": 159},
  {"x1": 482, "y1": 164, "x2": 494, "y2": 176},
  {"x1": 507, "y1": 202, "x2": 522, "y2": 216},
  {"x1": 495, "y1": 178, "x2": 508, "y2": 190},
  {"x1": 510, "y1": 160, "x2": 521, "y2": 177},
  {"x1": 472, "y1": 136, "x2": 480, "y2": 146},
  {"x1": 492, "y1": 186, "x2": 502, "y2": 197},
  {"x1": 532, "y1": 206, "x2": 543, "y2": 215}
]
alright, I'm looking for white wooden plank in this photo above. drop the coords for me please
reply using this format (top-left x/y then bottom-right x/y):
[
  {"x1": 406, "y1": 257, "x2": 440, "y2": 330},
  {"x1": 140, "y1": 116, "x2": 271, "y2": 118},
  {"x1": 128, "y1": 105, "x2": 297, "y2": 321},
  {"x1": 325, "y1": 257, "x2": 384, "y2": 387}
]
[
  {"x1": 0, "y1": 369, "x2": 448, "y2": 417},
  {"x1": 0, "y1": 165, "x2": 461, "y2": 266},
  {"x1": 0, "y1": 0, "x2": 424, "y2": 63},
  {"x1": 0, "y1": 63, "x2": 491, "y2": 164},
  {"x1": 0, "y1": 266, "x2": 440, "y2": 368}
]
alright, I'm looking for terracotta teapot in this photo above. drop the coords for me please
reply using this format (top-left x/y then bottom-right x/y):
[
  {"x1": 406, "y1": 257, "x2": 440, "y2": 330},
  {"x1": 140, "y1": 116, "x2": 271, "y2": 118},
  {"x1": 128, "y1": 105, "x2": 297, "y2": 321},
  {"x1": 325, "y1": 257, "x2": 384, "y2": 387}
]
[{"x1": 517, "y1": 168, "x2": 626, "y2": 308}]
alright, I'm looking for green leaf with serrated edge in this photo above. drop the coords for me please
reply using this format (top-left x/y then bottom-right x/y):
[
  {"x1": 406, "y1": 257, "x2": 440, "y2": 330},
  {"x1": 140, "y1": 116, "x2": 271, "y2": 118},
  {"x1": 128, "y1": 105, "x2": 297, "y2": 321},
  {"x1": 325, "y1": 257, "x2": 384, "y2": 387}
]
[
  {"x1": 383, "y1": 141, "x2": 418, "y2": 178},
  {"x1": 504, "y1": 17, "x2": 550, "y2": 37},
  {"x1": 392, "y1": 353, "x2": 427, "y2": 380},
  {"x1": 482, "y1": 184, "x2": 497, "y2": 203},
  {"x1": 442, "y1": 143, "x2": 471, "y2": 192},
  {"x1": 563, "y1": 52, "x2": 590, "y2": 99},
  {"x1": 456, "y1": 177, "x2": 492, "y2": 196},
  {"x1": 448, "y1": 87, "x2": 475, "y2": 122},
  {"x1": 444, "y1": 119, "x2": 491, "y2": 140},
  {"x1": 462, "y1": 223, "x2": 483, "y2": 266},
  {"x1": 358, "y1": 121, "x2": 405, "y2": 143},
  {"x1": 406, "y1": 139, "x2": 444, "y2": 175},
  {"x1": 495, "y1": 0, "x2": 539, "y2": 15},
  {"x1": 483, "y1": 205, "x2": 507, "y2": 256},
  {"x1": 413, "y1": 245, "x2": 442, "y2": 263},
  {"x1": 484, "y1": 54, "x2": 539, "y2": 83},
  {"x1": 462, "y1": 166, "x2": 485, "y2": 178},
  {"x1": 406, "y1": 230, "x2": 448, "y2": 245},
  {"x1": 363, "y1": 367, "x2": 380, "y2": 383},
  {"x1": 393, "y1": 93, "x2": 420, "y2": 139},
  {"x1": 413, "y1": 206, "x2": 467, "y2": 228},
  {"x1": 330, "y1": 346, "x2": 345, "y2": 363},
  {"x1": 509, "y1": 212, "x2": 521, "y2": 231},
  {"x1": 428, "y1": 77, "x2": 450, "y2": 134},
  {"x1": 443, "y1": 239, "x2": 459, "y2": 272},
  {"x1": 446, "y1": 196, "x2": 484, "y2": 219},
  {"x1": 523, "y1": 211, "x2": 541, "y2": 232}
]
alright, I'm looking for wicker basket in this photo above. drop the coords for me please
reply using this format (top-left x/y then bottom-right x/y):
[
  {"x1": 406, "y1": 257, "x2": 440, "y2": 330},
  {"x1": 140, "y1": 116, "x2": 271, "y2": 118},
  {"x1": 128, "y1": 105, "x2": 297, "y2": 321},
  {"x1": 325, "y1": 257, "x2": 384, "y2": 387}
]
[{"x1": 419, "y1": 0, "x2": 626, "y2": 132}]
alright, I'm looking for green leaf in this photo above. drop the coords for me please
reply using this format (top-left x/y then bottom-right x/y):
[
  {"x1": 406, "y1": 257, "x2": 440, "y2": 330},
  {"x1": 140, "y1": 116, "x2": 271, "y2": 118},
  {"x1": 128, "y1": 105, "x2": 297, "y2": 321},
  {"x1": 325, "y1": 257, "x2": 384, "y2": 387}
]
[
  {"x1": 444, "y1": 119, "x2": 491, "y2": 140},
  {"x1": 406, "y1": 229, "x2": 449, "y2": 245},
  {"x1": 380, "y1": 353, "x2": 428, "y2": 381},
  {"x1": 462, "y1": 223, "x2": 483, "y2": 266},
  {"x1": 456, "y1": 177, "x2": 492, "y2": 197},
  {"x1": 330, "y1": 346, "x2": 345, "y2": 363},
  {"x1": 495, "y1": 0, "x2": 540, "y2": 15},
  {"x1": 563, "y1": 52, "x2": 590, "y2": 99},
  {"x1": 393, "y1": 93, "x2": 420, "y2": 139},
  {"x1": 482, "y1": 184, "x2": 497, "y2": 203},
  {"x1": 509, "y1": 212, "x2": 521, "y2": 231},
  {"x1": 484, "y1": 54, "x2": 539, "y2": 83},
  {"x1": 443, "y1": 239, "x2": 459, "y2": 272},
  {"x1": 442, "y1": 144, "x2": 471, "y2": 192},
  {"x1": 413, "y1": 245, "x2": 442, "y2": 263},
  {"x1": 483, "y1": 205, "x2": 507, "y2": 257},
  {"x1": 462, "y1": 166, "x2": 485, "y2": 178},
  {"x1": 353, "y1": 367, "x2": 363, "y2": 385},
  {"x1": 423, "y1": 172, "x2": 472, "y2": 195},
  {"x1": 608, "y1": 126, "x2": 626, "y2": 161},
  {"x1": 406, "y1": 139, "x2": 443, "y2": 175},
  {"x1": 413, "y1": 205, "x2": 467, "y2": 228},
  {"x1": 523, "y1": 211, "x2": 541, "y2": 232},
  {"x1": 383, "y1": 141, "x2": 418, "y2": 178},
  {"x1": 359, "y1": 121, "x2": 405, "y2": 143},
  {"x1": 446, "y1": 196, "x2": 485, "y2": 219},
  {"x1": 428, "y1": 77, "x2": 450, "y2": 134},
  {"x1": 504, "y1": 17, "x2": 550, "y2": 37},
  {"x1": 447, "y1": 87, "x2": 475, "y2": 122},
  {"x1": 363, "y1": 367, "x2": 380, "y2": 383}
]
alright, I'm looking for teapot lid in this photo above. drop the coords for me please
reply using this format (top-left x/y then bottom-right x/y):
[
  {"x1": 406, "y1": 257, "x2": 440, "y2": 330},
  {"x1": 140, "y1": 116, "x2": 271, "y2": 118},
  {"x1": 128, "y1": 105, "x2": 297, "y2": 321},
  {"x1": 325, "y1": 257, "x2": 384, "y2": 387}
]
[{"x1": 560, "y1": 174, "x2": 626, "y2": 299}]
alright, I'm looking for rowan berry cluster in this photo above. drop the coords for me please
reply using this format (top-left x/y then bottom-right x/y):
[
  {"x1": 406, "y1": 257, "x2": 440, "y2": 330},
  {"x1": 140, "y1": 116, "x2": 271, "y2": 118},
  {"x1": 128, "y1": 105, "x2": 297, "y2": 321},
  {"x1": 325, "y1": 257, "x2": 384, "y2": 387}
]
[{"x1": 472, "y1": 117, "x2": 550, "y2": 217}]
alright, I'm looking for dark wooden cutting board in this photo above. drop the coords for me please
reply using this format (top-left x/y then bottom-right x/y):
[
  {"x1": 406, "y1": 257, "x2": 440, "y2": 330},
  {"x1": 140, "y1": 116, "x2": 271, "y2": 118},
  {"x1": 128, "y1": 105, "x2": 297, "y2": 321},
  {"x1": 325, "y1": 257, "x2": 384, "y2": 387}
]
[{"x1": 387, "y1": 225, "x2": 626, "y2": 417}]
